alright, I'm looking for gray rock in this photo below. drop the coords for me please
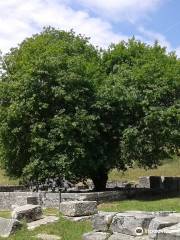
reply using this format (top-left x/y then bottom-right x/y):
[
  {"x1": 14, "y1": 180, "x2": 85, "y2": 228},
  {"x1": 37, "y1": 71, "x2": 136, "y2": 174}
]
[
  {"x1": 27, "y1": 216, "x2": 59, "y2": 230},
  {"x1": 0, "y1": 217, "x2": 21, "y2": 238},
  {"x1": 148, "y1": 216, "x2": 180, "y2": 239},
  {"x1": 12, "y1": 204, "x2": 43, "y2": 222},
  {"x1": 92, "y1": 212, "x2": 117, "y2": 232},
  {"x1": 108, "y1": 233, "x2": 149, "y2": 240},
  {"x1": 27, "y1": 196, "x2": 39, "y2": 205},
  {"x1": 110, "y1": 212, "x2": 154, "y2": 236},
  {"x1": 157, "y1": 223, "x2": 180, "y2": 240},
  {"x1": 82, "y1": 231, "x2": 111, "y2": 240},
  {"x1": 139, "y1": 176, "x2": 162, "y2": 189},
  {"x1": 59, "y1": 201, "x2": 97, "y2": 217},
  {"x1": 125, "y1": 211, "x2": 175, "y2": 217},
  {"x1": 36, "y1": 233, "x2": 61, "y2": 240},
  {"x1": 63, "y1": 215, "x2": 93, "y2": 222},
  {"x1": 163, "y1": 177, "x2": 180, "y2": 192}
]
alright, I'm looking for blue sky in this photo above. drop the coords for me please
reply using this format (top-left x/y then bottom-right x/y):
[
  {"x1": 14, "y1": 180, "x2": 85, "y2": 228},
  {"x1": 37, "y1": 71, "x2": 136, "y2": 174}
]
[{"x1": 0, "y1": 0, "x2": 180, "y2": 56}]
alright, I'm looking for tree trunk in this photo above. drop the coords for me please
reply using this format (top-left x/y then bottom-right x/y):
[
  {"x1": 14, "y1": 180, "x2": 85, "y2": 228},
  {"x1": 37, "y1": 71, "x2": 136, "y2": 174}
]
[{"x1": 92, "y1": 170, "x2": 108, "y2": 191}]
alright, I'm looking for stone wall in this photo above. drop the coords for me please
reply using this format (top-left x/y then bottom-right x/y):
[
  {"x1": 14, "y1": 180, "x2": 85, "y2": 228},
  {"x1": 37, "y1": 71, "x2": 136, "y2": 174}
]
[
  {"x1": 0, "y1": 190, "x2": 135, "y2": 210},
  {"x1": 1, "y1": 188, "x2": 179, "y2": 210},
  {"x1": 0, "y1": 192, "x2": 37, "y2": 210}
]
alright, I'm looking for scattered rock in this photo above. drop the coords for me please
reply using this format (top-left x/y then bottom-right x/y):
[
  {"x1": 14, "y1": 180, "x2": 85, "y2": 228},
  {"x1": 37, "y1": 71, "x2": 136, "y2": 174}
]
[
  {"x1": 63, "y1": 215, "x2": 92, "y2": 222},
  {"x1": 12, "y1": 204, "x2": 43, "y2": 222},
  {"x1": 27, "y1": 216, "x2": 59, "y2": 230},
  {"x1": 82, "y1": 231, "x2": 111, "y2": 240},
  {"x1": 60, "y1": 201, "x2": 97, "y2": 217},
  {"x1": 108, "y1": 233, "x2": 149, "y2": 240},
  {"x1": 92, "y1": 212, "x2": 117, "y2": 232},
  {"x1": 27, "y1": 196, "x2": 39, "y2": 205},
  {"x1": 36, "y1": 233, "x2": 61, "y2": 240},
  {"x1": 157, "y1": 223, "x2": 180, "y2": 240},
  {"x1": 138, "y1": 176, "x2": 162, "y2": 189},
  {"x1": 148, "y1": 216, "x2": 179, "y2": 239},
  {"x1": 110, "y1": 212, "x2": 154, "y2": 236},
  {"x1": 0, "y1": 217, "x2": 21, "y2": 238}
]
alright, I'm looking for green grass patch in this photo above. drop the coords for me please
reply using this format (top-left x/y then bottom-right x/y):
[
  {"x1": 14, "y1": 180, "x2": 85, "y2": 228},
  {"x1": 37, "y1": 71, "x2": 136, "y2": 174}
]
[
  {"x1": 99, "y1": 198, "x2": 180, "y2": 212},
  {"x1": 0, "y1": 211, "x2": 11, "y2": 218},
  {"x1": 0, "y1": 217, "x2": 92, "y2": 240}
]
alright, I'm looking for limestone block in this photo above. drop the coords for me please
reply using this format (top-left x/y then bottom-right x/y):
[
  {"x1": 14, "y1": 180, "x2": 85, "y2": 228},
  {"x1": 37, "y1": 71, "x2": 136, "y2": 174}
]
[
  {"x1": 148, "y1": 216, "x2": 179, "y2": 239},
  {"x1": 139, "y1": 176, "x2": 162, "y2": 189},
  {"x1": 110, "y1": 212, "x2": 154, "y2": 236},
  {"x1": 27, "y1": 216, "x2": 59, "y2": 230},
  {"x1": 0, "y1": 217, "x2": 21, "y2": 238},
  {"x1": 157, "y1": 223, "x2": 180, "y2": 240},
  {"x1": 92, "y1": 211, "x2": 117, "y2": 232},
  {"x1": 36, "y1": 233, "x2": 61, "y2": 240},
  {"x1": 12, "y1": 204, "x2": 42, "y2": 222},
  {"x1": 59, "y1": 201, "x2": 97, "y2": 217},
  {"x1": 108, "y1": 233, "x2": 149, "y2": 240},
  {"x1": 82, "y1": 231, "x2": 111, "y2": 240}
]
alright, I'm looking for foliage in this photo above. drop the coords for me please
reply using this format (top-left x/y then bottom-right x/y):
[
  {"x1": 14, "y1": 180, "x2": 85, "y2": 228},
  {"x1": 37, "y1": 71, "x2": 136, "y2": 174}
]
[
  {"x1": 101, "y1": 39, "x2": 180, "y2": 170},
  {"x1": 0, "y1": 27, "x2": 101, "y2": 184},
  {"x1": 0, "y1": 29, "x2": 179, "y2": 190}
]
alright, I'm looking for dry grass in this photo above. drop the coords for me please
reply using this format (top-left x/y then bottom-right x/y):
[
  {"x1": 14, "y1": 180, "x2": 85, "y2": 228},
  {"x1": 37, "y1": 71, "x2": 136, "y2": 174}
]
[
  {"x1": 109, "y1": 155, "x2": 180, "y2": 182},
  {"x1": 0, "y1": 168, "x2": 19, "y2": 185},
  {"x1": 0, "y1": 156, "x2": 179, "y2": 185}
]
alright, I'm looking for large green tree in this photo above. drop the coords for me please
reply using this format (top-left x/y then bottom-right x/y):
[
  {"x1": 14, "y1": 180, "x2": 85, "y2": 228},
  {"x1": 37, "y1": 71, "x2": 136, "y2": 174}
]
[
  {"x1": 0, "y1": 28, "x2": 102, "y2": 186},
  {"x1": 0, "y1": 30, "x2": 179, "y2": 190}
]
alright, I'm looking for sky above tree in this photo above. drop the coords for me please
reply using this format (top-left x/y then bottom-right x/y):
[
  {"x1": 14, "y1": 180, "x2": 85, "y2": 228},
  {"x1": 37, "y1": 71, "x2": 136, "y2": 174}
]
[{"x1": 0, "y1": 0, "x2": 180, "y2": 56}]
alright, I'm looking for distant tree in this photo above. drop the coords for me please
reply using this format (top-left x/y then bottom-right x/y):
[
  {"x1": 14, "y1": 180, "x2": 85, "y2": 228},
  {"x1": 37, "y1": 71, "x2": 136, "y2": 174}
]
[{"x1": 0, "y1": 31, "x2": 179, "y2": 191}]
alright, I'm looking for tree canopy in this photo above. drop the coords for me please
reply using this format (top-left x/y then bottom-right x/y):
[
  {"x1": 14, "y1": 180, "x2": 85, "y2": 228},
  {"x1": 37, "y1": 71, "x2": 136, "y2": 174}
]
[{"x1": 0, "y1": 28, "x2": 179, "y2": 190}]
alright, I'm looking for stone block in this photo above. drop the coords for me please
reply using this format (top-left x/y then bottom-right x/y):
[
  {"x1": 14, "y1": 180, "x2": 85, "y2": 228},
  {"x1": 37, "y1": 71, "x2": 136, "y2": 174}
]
[
  {"x1": 12, "y1": 204, "x2": 43, "y2": 222},
  {"x1": 59, "y1": 201, "x2": 97, "y2": 217},
  {"x1": 110, "y1": 212, "x2": 154, "y2": 236},
  {"x1": 163, "y1": 177, "x2": 179, "y2": 192},
  {"x1": 148, "y1": 216, "x2": 179, "y2": 239},
  {"x1": 27, "y1": 196, "x2": 39, "y2": 205},
  {"x1": 92, "y1": 211, "x2": 117, "y2": 232},
  {"x1": 157, "y1": 223, "x2": 180, "y2": 240},
  {"x1": 108, "y1": 233, "x2": 149, "y2": 240},
  {"x1": 139, "y1": 176, "x2": 162, "y2": 189},
  {"x1": 27, "y1": 216, "x2": 59, "y2": 230},
  {"x1": 82, "y1": 231, "x2": 111, "y2": 240},
  {"x1": 36, "y1": 233, "x2": 61, "y2": 240},
  {"x1": 63, "y1": 215, "x2": 92, "y2": 222},
  {"x1": 0, "y1": 217, "x2": 21, "y2": 238}
]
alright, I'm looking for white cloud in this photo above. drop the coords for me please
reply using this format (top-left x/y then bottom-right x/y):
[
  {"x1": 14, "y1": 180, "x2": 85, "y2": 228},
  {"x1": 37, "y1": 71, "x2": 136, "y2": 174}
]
[
  {"x1": 175, "y1": 47, "x2": 180, "y2": 57},
  {"x1": 0, "y1": 0, "x2": 129, "y2": 53},
  {"x1": 138, "y1": 27, "x2": 172, "y2": 50},
  {"x1": 0, "y1": 0, "x2": 178, "y2": 57},
  {"x1": 76, "y1": 0, "x2": 162, "y2": 22}
]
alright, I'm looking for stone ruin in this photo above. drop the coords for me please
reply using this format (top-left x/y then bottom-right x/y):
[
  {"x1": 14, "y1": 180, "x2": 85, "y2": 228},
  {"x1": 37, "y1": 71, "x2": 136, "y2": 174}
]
[
  {"x1": 58, "y1": 201, "x2": 180, "y2": 240},
  {"x1": 0, "y1": 204, "x2": 58, "y2": 238},
  {"x1": 0, "y1": 198, "x2": 180, "y2": 239},
  {"x1": 83, "y1": 210, "x2": 180, "y2": 240}
]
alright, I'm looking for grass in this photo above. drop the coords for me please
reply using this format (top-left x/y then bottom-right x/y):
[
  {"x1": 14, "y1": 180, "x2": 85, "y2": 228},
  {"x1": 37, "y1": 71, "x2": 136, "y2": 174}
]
[
  {"x1": 0, "y1": 169, "x2": 19, "y2": 185},
  {"x1": 0, "y1": 213, "x2": 92, "y2": 240},
  {"x1": 0, "y1": 210, "x2": 11, "y2": 218},
  {"x1": 98, "y1": 198, "x2": 180, "y2": 212},
  {"x1": 109, "y1": 155, "x2": 180, "y2": 182}
]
